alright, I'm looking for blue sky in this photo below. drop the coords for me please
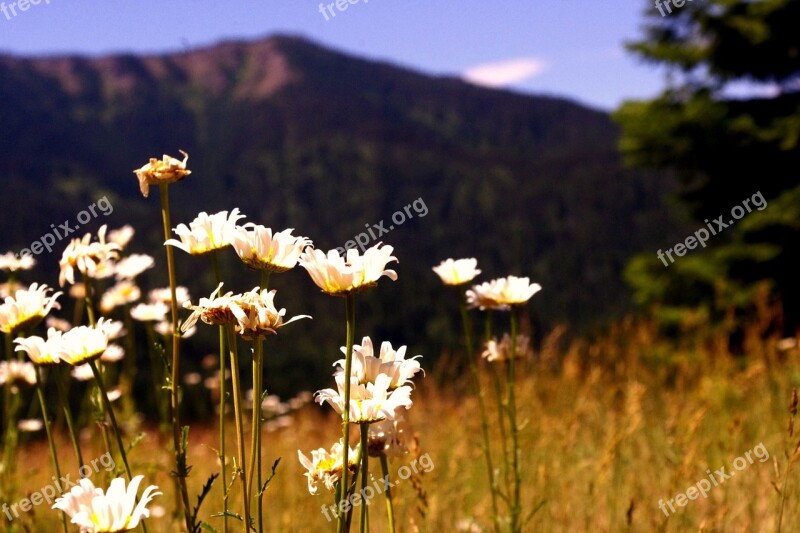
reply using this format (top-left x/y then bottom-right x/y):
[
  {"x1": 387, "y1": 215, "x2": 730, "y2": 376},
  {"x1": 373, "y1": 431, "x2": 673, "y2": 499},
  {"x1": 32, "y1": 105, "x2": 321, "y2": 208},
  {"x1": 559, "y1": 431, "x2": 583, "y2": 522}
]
[{"x1": 0, "y1": 0, "x2": 667, "y2": 111}]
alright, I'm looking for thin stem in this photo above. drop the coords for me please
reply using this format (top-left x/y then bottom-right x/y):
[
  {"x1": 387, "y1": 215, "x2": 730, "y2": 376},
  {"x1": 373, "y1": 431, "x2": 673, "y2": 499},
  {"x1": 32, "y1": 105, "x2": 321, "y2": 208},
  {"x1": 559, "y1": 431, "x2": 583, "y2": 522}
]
[
  {"x1": 226, "y1": 325, "x2": 251, "y2": 531},
  {"x1": 248, "y1": 338, "x2": 264, "y2": 533},
  {"x1": 210, "y1": 251, "x2": 229, "y2": 533},
  {"x1": 83, "y1": 277, "x2": 96, "y2": 327},
  {"x1": 490, "y1": 362, "x2": 511, "y2": 496},
  {"x1": 159, "y1": 183, "x2": 193, "y2": 533},
  {"x1": 458, "y1": 290, "x2": 501, "y2": 533},
  {"x1": 359, "y1": 423, "x2": 369, "y2": 533},
  {"x1": 337, "y1": 293, "x2": 357, "y2": 533},
  {"x1": 507, "y1": 308, "x2": 521, "y2": 532},
  {"x1": 379, "y1": 454, "x2": 395, "y2": 533},
  {"x1": 54, "y1": 365, "x2": 84, "y2": 472},
  {"x1": 89, "y1": 360, "x2": 132, "y2": 480},
  {"x1": 36, "y1": 367, "x2": 68, "y2": 533}
]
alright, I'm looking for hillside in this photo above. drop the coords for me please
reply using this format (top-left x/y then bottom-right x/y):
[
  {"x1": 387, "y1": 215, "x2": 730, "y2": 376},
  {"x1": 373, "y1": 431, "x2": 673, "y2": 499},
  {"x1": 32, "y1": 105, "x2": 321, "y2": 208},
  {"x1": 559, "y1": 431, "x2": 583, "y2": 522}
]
[{"x1": 0, "y1": 34, "x2": 687, "y2": 392}]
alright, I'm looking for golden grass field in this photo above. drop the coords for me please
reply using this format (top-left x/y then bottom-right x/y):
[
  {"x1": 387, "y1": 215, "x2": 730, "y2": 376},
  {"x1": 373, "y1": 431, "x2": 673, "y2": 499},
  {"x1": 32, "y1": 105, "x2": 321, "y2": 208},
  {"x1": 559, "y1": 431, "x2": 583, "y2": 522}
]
[{"x1": 5, "y1": 314, "x2": 800, "y2": 532}]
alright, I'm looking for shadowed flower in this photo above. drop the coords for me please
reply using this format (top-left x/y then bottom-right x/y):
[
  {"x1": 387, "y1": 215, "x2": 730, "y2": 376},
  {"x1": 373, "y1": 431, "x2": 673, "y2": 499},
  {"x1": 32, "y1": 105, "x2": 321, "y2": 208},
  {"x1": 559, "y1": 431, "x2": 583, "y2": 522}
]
[
  {"x1": 481, "y1": 333, "x2": 533, "y2": 363},
  {"x1": 18, "y1": 418, "x2": 44, "y2": 432},
  {"x1": 334, "y1": 336, "x2": 423, "y2": 390},
  {"x1": 52, "y1": 475, "x2": 161, "y2": 532},
  {"x1": 466, "y1": 276, "x2": 542, "y2": 311},
  {"x1": 71, "y1": 364, "x2": 95, "y2": 382},
  {"x1": 133, "y1": 151, "x2": 191, "y2": 198},
  {"x1": 100, "y1": 281, "x2": 141, "y2": 314},
  {"x1": 0, "y1": 360, "x2": 36, "y2": 389},
  {"x1": 165, "y1": 208, "x2": 245, "y2": 256},
  {"x1": 232, "y1": 224, "x2": 312, "y2": 273},
  {"x1": 14, "y1": 328, "x2": 65, "y2": 366},
  {"x1": 367, "y1": 416, "x2": 408, "y2": 457},
  {"x1": 298, "y1": 440, "x2": 359, "y2": 495},
  {"x1": 0, "y1": 282, "x2": 62, "y2": 335},
  {"x1": 114, "y1": 254, "x2": 155, "y2": 280},
  {"x1": 58, "y1": 225, "x2": 121, "y2": 287},
  {"x1": 0, "y1": 252, "x2": 36, "y2": 273},
  {"x1": 154, "y1": 320, "x2": 196, "y2": 339},
  {"x1": 148, "y1": 286, "x2": 190, "y2": 305},
  {"x1": 299, "y1": 244, "x2": 398, "y2": 297},
  {"x1": 46, "y1": 316, "x2": 72, "y2": 332},
  {"x1": 107, "y1": 225, "x2": 135, "y2": 249},
  {"x1": 316, "y1": 373, "x2": 413, "y2": 424},
  {"x1": 101, "y1": 344, "x2": 125, "y2": 363},
  {"x1": 58, "y1": 318, "x2": 117, "y2": 365},
  {"x1": 130, "y1": 302, "x2": 169, "y2": 323},
  {"x1": 432, "y1": 258, "x2": 481, "y2": 286}
]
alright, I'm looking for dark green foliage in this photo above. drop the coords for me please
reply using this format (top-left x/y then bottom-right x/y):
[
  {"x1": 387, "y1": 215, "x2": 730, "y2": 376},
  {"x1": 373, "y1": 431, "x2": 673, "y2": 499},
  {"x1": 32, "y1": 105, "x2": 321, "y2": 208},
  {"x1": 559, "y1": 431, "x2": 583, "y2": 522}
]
[{"x1": 616, "y1": 0, "x2": 800, "y2": 333}]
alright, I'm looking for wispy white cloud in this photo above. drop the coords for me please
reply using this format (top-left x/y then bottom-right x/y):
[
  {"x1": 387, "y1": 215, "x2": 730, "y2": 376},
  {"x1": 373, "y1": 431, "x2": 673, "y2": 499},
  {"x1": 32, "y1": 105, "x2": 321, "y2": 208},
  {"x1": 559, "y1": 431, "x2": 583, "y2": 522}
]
[{"x1": 462, "y1": 58, "x2": 547, "y2": 88}]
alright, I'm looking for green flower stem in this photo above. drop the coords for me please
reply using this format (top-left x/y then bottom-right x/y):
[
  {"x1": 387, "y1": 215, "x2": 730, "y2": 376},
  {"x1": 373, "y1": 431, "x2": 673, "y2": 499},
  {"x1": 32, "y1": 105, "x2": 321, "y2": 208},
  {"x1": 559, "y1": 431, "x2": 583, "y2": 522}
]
[
  {"x1": 88, "y1": 360, "x2": 132, "y2": 480},
  {"x1": 248, "y1": 337, "x2": 264, "y2": 533},
  {"x1": 4, "y1": 331, "x2": 12, "y2": 361},
  {"x1": 1, "y1": 378, "x2": 21, "y2": 495},
  {"x1": 337, "y1": 293, "x2": 357, "y2": 533},
  {"x1": 35, "y1": 367, "x2": 68, "y2": 533},
  {"x1": 83, "y1": 277, "x2": 96, "y2": 327},
  {"x1": 489, "y1": 362, "x2": 511, "y2": 498},
  {"x1": 158, "y1": 183, "x2": 193, "y2": 533},
  {"x1": 54, "y1": 365, "x2": 84, "y2": 473},
  {"x1": 210, "y1": 251, "x2": 229, "y2": 533},
  {"x1": 121, "y1": 304, "x2": 138, "y2": 419},
  {"x1": 226, "y1": 325, "x2": 251, "y2": 531},
  {"x1": 379, "y1": 454, "x2": 395, "y2": 533},
  {"x1": 254, "y1": 270, "x2": 271, "y2": 532},
  {"x1": 458, "y1": 290, "x2": 501, "y2": 533},
  {"x1": 359, "y1": 423, "x2": 369, "y2": 533},
  {"x1": 507, "y1": 308, "x2": 521, "y2": 532}
]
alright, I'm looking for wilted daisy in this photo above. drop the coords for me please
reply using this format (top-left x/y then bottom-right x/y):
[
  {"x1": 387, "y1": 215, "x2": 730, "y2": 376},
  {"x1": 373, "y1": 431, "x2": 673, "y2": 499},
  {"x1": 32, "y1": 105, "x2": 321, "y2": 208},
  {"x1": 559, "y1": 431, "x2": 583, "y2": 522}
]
[
  {"x1": 180, "y1": 284, "x2": 236, "y2": 331},
  {"x1": 432, "y1": 258, "x2": 481, "y2": 286},
  {"x1": 466, "y1": 276, "x2": 542, "y2": 311},
  {"x1": 482, "y1": 333, "x2": 533, "y2": 363},
  {"x1": 14, "y1": 328, "x2": 65, "y2": 366},
  {"x1": 297, "y1": 440, "x2": 359, "y2": 495},
  {"x1": 228, "y1": 287, "x2": 310, "y2": 340},
  {"x1": 58, "y1": 318, "x2": 117, "y2": 365},
  {"x1": 107, "y1": 225, "x2": 135, "y2": 249},
  {"x1": 334, "y1": 336, "x2": 423, "y2": 390},
  {"x1": 165, "y1": 208, "x2": 245, "y2": 256},
  {"x1": 100, "y1": 281, "x2": 142, "y2": 314},
  {"x1": 130, "y1": 302, "x2": 169, "y2": 323},
  {"x1": 316, "y1": 373, "x2": 413, "y2": 424},
  {"x1": 148, "y1": 286, "x2": 190, "y2": 305},
  {"x1": 58, "y1": 225, "x2": 121, "y2": 287},
  {"x1": 0, "y1": 252, "x2": 36, "y2": 273},
  {"x1": 133, "y1": 150, "x2": 191, "y2": 198},
  {"x1": 114, "y1": 254, "x2": 155, "y2": 280},
  {"x1": 367, "y1": 417, "x2": 408, "y2": 457},
  {"x1": 232, "y1": 224, "x2": 312, "y2": 273},
  {"x1": 0, "y1": 360, "x2": 36, "y2": 388},
  {"x1": 52, "y1": 475, "x2": 161, "y2": 532},
  {"x1": 0, "y1": 282, "x2": 62, "y2": 335},
  {"x1": 299, "y1": 244, "x2": 398, "y2": 297}
]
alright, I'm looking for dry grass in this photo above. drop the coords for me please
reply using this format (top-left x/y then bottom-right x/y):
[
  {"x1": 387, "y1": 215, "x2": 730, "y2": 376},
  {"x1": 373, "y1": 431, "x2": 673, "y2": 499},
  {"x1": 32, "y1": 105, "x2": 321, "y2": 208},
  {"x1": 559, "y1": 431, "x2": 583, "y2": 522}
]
[{"x1": 4, "y1": 316, "x2": 800, "y2": 532}]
